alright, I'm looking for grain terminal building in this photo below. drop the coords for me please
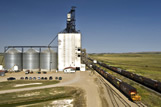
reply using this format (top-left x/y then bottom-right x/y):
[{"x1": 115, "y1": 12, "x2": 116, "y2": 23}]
[
  {"x1": 3, "y1": 7, "x2": 85, "y2": 72},
  {"x1": 58, "y1": 7, "x2": 82, "y2": 71}
]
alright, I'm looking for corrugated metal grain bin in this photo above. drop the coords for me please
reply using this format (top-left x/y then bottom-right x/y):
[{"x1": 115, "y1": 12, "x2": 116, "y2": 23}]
[
  {"x1": 23, "y1": 49, "x2": 39, "y2": 71},
  {"x1": 4, "y1": 48, "x2": 22, "y2": 70},
  {"x1": 40, "y1": 49, "x2": 57, "y2": 71}
]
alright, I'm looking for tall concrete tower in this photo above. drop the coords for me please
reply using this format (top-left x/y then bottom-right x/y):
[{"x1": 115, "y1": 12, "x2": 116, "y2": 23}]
[{"x1": 58, "y1": 7, "x2": 81, "y2": 71}]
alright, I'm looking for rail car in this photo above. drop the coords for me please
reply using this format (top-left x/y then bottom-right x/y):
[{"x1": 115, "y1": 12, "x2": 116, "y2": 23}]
[
  {"x1": 157, "y1": 82, "x2": 161, "y2": 92},
  {"x1": 88, "y1": 57, "x2": 161, "y2": 93},
  {"x1": 85, "y1": 61, "x2": 141, "y2": 101}
]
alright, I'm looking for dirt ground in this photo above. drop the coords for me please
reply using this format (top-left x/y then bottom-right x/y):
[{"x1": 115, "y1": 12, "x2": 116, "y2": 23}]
[
  {"x1": 68, "y1": 71, "x2": 143, "y2": 107},
  {"x1": 0, "y1": 71, "x2": 145, "y2": 107}
]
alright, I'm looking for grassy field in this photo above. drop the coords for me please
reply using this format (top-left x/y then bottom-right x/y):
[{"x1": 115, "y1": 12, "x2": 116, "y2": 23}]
[
  {"x1": 0, "y1": 87, "x2": 85, "y2": 107},
  {"x1": 89, "y1": 53, "x2": 161, "y2": 81},
  {"x1": 0, "y1": 53, "x2": 4, "y2": 65},
  {"x1": 89, "y1": 52, "x2": 161, "y2": 107},
  {"x1": 0, "y1": 80, "x2": 59, "y2": 91}
]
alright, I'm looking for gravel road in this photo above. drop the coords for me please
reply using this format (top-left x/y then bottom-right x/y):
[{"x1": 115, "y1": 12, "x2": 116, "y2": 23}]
[
  {"x1": 0, "y1": 72, "x2": 80, "y2": 94},
  {"x1": 0, "y1": 71, "x2": 144, "y2": 107}
]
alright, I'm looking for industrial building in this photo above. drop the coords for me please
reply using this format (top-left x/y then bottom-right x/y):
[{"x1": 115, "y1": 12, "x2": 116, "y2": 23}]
[
  {"x1": 3, "y1": 7, "x2": 85, "y2": 72},
  {"x1": 58, "y1": 7, "x2": 82, "y2": 71},
  {"x1": 4, "y1": 46, "x2": 57, "y2": 71},
  {"x1": 58, "y1": 33, "x2": 81, "y2": 71}
]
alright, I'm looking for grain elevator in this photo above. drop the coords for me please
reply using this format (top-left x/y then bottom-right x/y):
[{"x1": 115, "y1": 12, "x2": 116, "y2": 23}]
[
  {"x1": 58, "y1": 7, "x2": 82, "y2": 71},
  {"x1": 3, "y1": 7, "x2": 85, "y2": 72}
]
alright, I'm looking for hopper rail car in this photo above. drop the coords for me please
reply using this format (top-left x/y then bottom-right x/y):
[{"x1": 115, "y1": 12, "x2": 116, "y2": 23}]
[
  {"x1": 88, "y1": 57, "x2": 161, "y2": 94},
  {"x1": 98, "y1": 75, "x2": 131, "y2": 107},
  {"x1": 84, "y1": 60, "x2": 141, "y2": 101}
]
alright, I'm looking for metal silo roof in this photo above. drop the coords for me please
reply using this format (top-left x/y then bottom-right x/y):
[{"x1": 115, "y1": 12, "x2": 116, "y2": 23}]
[
  {"x1": 6, "y1": 48, "x2": 21, "y2": 54},
  {"x1": 41, "y1": 49, "x2": 55, "y2": 53},
  {"x1": 25, "y1": 48, "x2": 38, "y2": 53}
]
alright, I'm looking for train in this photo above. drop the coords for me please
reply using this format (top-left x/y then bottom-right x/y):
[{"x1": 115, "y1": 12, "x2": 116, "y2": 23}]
[
  {"x1": 84, "y1": 60, "x2": 141, "y2": 101},
  {"x1": 88, "y1": 57, "x2": 161, "y2": 93}
]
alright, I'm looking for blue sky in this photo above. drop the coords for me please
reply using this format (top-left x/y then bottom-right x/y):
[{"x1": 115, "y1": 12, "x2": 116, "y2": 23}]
[{"x1": 0, "y1": 0, "x2": 161, "y2": 53}]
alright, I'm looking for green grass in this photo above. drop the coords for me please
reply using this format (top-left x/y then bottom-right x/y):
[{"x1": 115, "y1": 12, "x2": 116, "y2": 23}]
[
  {"x1": 0, "y1": 53, "x2": 4, "y2": 65},
  {"x1": 0, "y1": 87, "x2": 85, "y2": 107},
  {"x1": 89, "y1": 53, "x2": 161, "y2": 81},
  {"x1": 89, "y1": 53, "x2": 161, "y2": 107},
  {"x1": 0, "y1": 80, "x2": 59, "y2": 91}
]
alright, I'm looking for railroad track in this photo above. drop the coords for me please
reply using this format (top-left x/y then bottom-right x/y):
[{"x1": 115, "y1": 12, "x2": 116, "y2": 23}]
[
  {"x1": 88, "y1": 57, "x2": 161, "y2": 94},
  {"x1": 98, "y1": 75, "x2": 147, "y2": 107},
  {"x1": 87, "y1": 61, "x2": 147, "y2": 107},
  {"x1": 134, "y1": 101, "x2": 146, "y2": 107},
  {"x1": 97, "y1": 75, "x2": 131, "y2": 107}
]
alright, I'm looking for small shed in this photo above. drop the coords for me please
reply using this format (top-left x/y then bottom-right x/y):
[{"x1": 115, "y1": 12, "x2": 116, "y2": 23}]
[
  {"x1": 0, "y1": 65, "x2": 3, "y2": 70},
  {"x1": 64, "y1": 67, "x2": 76, "y2": 73},
  {"x1": 80, "y1": 64, "x2": 86, "y2": 71},
  {"x1": 0, "y1": 70, "x2": 5, "y2": 76}
]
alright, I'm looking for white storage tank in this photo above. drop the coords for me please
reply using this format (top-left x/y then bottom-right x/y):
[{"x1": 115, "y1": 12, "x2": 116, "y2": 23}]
[
  {"x1": 23, "y1": 48, "x2": 39, "y2": 71},
  {"x1": 13, "y1": 65, "x2": 18, "y2": 71},
  {"x1": 40, "y1": 49, "x2": 57, "y2": 71},
  {"x1": 4, "y1": 48, "x2": 22, "y2": 71},
  {"x1": 0, "y1": 65, "x2": 3, "y2": 70}
]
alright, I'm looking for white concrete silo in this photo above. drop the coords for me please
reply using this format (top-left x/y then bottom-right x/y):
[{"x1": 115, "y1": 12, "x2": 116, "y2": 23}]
[
  {"x1": 58, "y1": 33, "x2": 81, "y2": 71},
  {"x1": 58, "y1": 7, "x2": 82, "y2": 71}
]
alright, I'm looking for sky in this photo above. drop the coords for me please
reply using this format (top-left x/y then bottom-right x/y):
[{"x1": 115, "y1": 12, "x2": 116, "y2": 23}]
[{"x1": 0, "y1": 0, "x2": 161, "y2": 53}]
